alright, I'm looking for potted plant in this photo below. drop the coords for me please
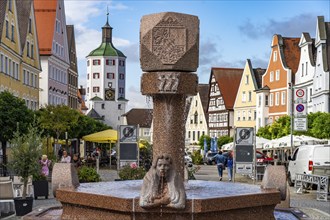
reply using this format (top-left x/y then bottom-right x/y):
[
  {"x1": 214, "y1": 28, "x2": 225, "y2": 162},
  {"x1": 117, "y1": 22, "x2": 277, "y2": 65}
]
[
  {"x1": 32, "y1": 167, "x2": 49, "y2": 199},
  {"x1": 118, "y1": 162, "x2": 146, "y2": 180},
  {"x1": 9, "y1": 124, "x2": 43, "y2": 216}
]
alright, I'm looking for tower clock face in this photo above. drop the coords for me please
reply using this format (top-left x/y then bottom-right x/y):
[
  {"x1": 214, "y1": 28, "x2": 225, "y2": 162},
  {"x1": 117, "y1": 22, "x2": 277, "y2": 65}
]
[{"x1": 105, "y1": 89, "x2": 115, "y2": 100}]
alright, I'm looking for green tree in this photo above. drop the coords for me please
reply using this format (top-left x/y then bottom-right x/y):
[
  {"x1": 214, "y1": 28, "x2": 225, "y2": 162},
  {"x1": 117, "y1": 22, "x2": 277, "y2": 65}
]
[
  {"x1": 310, "y1": 112, "x2": 330, "y2": 139},
  {"x1": 9, "y1": 124, "x2": 42, "y2": 199},
  {"x1": 70, "y1": 114, "x2": 110, "y2": 139},
  {"x1": 36, "y1": 105, "x2": 80, "y2": 143},
  {"x1": 217, "y1": 136, "x2": 233, "y2": 149},
  {"x1": 0, "y1": 91, "x2": 34, "y2": 168}
]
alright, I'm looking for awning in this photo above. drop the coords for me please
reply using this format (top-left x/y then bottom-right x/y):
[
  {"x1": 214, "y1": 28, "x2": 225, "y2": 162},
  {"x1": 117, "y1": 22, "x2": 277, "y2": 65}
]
[{"x1": 82, "y1": 129, "x2": 118, "y2": 143}]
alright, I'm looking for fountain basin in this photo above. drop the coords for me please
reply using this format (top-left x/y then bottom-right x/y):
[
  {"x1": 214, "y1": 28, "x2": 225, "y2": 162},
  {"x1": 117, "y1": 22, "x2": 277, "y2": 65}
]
[{"x1": 55, "y1": 180, "x2": 281, "y2": 220}]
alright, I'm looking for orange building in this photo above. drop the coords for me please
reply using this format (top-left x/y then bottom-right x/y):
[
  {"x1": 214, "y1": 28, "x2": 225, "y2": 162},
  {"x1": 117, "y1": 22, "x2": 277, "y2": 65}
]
[{"x1": 256, "y1": 35, "x2": 300, "y2": 128}]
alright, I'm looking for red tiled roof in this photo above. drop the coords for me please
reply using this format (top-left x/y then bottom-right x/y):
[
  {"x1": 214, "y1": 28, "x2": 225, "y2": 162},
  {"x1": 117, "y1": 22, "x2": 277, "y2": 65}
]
[
  {"x1": 211, "y1": 68, "x2": 243, "y2": 110},
  {"x1": 34, "y1": 0, "x2": 57, "y2": 55},
  {"x1": 282, "y1": 37, "x2": 300, "y2": 74}
]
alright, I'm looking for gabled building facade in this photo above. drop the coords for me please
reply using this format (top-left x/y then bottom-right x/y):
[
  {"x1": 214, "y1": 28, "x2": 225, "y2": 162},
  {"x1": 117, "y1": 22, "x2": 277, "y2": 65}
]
[
  {"x1": 185, "y1": 84, "x2": 209, "y2": 147},
  {"x1": 0, "y1": 0, "x2": 41, "y2": 110},
  {"x1": 66, "y1": 25, "x2": 78, "y2": 109},
  {"x1": 294, "y1": 33, "x2": 316, "y2": 114},
  {"x1": 257, "y1": 35, "x2": 300, "y2": 128},
  {"x1": 34, "y1": 0, "x2": 70, "y2": 107},
  {"x1": 313, "y1": 16, "x2": 330, "y2": 113},
  {"x1": 234, "y1": 60, "x2": 265, "y2": 129},
  {"x1": 208, "y1": 68, "x2": 242, "y2": 138},
  {"x1": 85, "y1": 16, "x2": 128, "y2": 128}
]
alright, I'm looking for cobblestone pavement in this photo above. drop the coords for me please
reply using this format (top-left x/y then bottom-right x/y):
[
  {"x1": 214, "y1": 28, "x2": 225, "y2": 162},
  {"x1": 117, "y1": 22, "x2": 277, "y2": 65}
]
[{"x1": 2, "y1": 165, "x2": 329, "y2": 219}]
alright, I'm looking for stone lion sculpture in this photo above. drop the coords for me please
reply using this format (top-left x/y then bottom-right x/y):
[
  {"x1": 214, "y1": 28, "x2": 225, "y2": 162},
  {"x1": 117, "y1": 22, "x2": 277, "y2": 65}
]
[{"x1": 139, "y1": 154, "x2": 186, "y2": 209}]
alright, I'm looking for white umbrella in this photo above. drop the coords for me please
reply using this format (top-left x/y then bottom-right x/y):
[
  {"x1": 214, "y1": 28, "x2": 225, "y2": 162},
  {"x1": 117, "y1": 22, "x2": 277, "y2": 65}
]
[{"x1": 222, "y1": 142, "x2": 234, "y2": 151}]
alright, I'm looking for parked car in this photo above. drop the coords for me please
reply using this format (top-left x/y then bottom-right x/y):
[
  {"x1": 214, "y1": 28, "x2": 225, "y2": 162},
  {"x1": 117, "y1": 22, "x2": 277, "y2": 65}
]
[
  {"x1": 185, "y1": 152, "x2": 193, "y2": 167},
  {"x1": 287, "y1": 144, "x2": 330, "y2": 186},
  {"x1": 256, "y1": 151, "x2": 274, "y2": 165},
  {"x1": 204, "y1": 152, "x2": 218, "y2": 165}
]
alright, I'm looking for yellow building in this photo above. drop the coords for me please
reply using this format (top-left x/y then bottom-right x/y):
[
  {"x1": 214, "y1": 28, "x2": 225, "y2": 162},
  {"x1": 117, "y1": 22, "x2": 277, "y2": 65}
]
[
  {"x1": 0, "y1": 0, "x2": 41, "y2": 110},
  {"x1": 234, "y1": 59, "x2": 265, "y2": 128}
]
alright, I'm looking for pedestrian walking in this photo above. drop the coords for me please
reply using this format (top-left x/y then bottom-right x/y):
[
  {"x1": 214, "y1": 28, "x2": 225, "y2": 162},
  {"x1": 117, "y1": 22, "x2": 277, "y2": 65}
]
[
  {"x1": 213, "y1": 151, "x2": 227, "y2": 181},
  {"x1": 227, "y1": 152, "x2": 233, "y2": 181}
]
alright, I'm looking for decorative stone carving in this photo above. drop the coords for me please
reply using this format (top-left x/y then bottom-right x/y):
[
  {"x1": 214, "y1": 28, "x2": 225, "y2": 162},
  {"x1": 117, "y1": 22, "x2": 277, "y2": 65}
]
[
  {"x1": 140, "y1": 12, "x2": 199, "y2": 72},
  {"x1": 140, "y1": 154, "x2": 186, "y2": 209}
]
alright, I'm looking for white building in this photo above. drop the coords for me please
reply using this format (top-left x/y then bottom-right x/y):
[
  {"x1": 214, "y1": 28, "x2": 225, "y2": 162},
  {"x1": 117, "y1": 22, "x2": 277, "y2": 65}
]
[
  {"x1": 313, "y1": 16, "x2": 330, "y2": 113},
  {"x1": 85, "y1": 16, "x2": 128, "y2": 128},
  {"x1": 185, "y1": 84, "x2": 209, "y2": 150},
  {"x1": 294, "y1": 32, "x2": 315, "y2": 114}
]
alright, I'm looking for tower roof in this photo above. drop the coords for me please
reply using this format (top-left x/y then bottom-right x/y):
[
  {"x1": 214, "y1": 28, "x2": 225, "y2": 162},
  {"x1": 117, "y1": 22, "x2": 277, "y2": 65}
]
[{"x1": 88, "y1": 42, "x2": 126, "y2": 57}]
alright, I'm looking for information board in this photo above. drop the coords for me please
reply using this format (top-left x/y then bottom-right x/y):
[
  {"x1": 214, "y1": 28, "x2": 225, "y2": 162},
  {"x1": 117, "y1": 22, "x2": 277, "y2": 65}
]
[
  {"x1": 119, "y1": 143, "x2": 138, "y2": 160},
  {"x1": 235, "y1": 145, "x2": 254, "y2": 163}
]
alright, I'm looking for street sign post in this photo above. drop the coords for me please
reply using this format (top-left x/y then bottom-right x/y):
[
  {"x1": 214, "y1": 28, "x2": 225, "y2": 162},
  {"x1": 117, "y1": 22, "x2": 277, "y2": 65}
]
[
  {"x1": 294, "y1": 118, "x2": 308, "y2": 131},
  {"x1": 294, "y1": 88, "x2": 307, "y2": 103}
]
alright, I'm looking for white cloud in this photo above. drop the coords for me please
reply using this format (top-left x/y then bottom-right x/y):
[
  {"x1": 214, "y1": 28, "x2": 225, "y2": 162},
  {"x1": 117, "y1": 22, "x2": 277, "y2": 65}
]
[
  {"x1": 126, "y1": 86, "x2": 152, "y2": 111},
  {"x1": 64, "y1": 1, "x2": 102, "y2": 24}
]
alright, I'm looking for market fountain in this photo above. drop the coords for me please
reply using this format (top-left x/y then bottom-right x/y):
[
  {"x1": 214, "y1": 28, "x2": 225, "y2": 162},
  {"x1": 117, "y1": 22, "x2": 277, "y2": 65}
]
[{"x1": 24, "y1": 12, "x2": 288, "y2": 220}]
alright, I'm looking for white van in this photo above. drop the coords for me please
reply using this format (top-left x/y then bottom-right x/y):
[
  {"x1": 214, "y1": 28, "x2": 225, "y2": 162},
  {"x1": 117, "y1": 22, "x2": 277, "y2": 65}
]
[{"x1": 287, "y1": 144, "x2": 330, "y2": 186}]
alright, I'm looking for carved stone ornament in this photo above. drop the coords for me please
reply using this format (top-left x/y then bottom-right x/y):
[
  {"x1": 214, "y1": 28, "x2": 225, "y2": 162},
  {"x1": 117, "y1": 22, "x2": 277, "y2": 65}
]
[
  {"x1": 140, "y1": 154, "x2": 186, "y2": 209},
  {"x1": 140, "y1": 12, "x2": 199, "y2": 72}
]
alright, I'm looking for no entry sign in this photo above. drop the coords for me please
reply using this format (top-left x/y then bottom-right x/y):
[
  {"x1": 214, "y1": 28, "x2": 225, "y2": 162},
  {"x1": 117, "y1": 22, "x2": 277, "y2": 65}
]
[{"x1": 294, "y1": 88, "x2": 307, "y2": 103}]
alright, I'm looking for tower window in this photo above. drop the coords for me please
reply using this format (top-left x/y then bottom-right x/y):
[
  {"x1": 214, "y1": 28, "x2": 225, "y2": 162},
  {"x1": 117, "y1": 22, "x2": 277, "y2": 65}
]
[{"x1": 93, "y1": 59, "x2": 100, "y2": 65}]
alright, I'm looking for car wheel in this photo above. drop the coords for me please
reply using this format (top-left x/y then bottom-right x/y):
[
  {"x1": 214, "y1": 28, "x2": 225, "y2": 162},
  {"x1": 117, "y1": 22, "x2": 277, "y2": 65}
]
[{"x1": 287, "y1": 172, "x2": 294, "y2": 186}]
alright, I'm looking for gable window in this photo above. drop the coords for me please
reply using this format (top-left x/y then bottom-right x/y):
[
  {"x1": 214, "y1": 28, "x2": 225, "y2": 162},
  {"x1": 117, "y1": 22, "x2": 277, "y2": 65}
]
[
  {"x1": 5, "y1": 20, "x2": 9, "y2": 38},
  {"x1": 270, "y1": 71, "x2": 274, "y2": 82},
  {"x1": 275, "y1": 70, "x2": 280, "y2": 81},
  {"x1": 93, "y1": 72, "x2": 100, "y2": 79},
  {"x1": 275, "y1": 92, "x2": 279, "y2": 106},
  {"x1": 242, "y1": 91, "x2": 246, "y2": 102},
  {"x1": 248, "y1": 111, "x2": 252, "y2": 120},
  {"x1": 258, "y1": 95, "x2": 261, "y2": 106},
  {"x1": 273, "y1": 51, "x2": 277, "y2": 62},
  {"x1": 194, "y1": 111, "x2": 198, "y2": 124},
  {"x1": 8, "y1": 0, "x2": 12, "y2": 11},
  {"x1": 31, "y1": 44, "x2": 34, "y2": 59},
  {"x1": 11, "y1": 24, "x2": 14, "y2": 42},
  {"x1": 269, "y1": 93, "x2": 273, "y2": 106},
  {"x1": 265, "y1": 95, "x2": 269, "y2": 106},
  {"x1": 29, "y1": 18, "x2": 32, "y2": 33},
  {"x1": 93, "y1": 59, "x2": 100, "y2": 65},
  {"x1": 248, "y1": 91, "x2": 252, "y2": 102},
  {"x1": 305, "y1": 62, "x2": 308, "y2": 75},
  {"x1": 309, "y1": 88, "x2": 312, "y2": 102},
  {"x1": 242, "y1": 111, "x2": 246, "y2": 121},
  {"x1": 87, "y1": 60, "x2": 90, "y2": 66},
  {"x1": 87, "y1": 73, "x2": 89, "y2": 79},
  {"x1": 301, "y1": 63, "x2": 304, "y2": 77},
  {"x1": 107, "y1": 72, "x2": 114, "y2": 79},
  {"x1": 93, "y1": 87, "x2": 100, "y2": 92},
  {"x1": 281, "y1": 91, "x2": 286, "y2": 105},
  {"x1": 245, "y1": 75, "x2": 249, "y2": 84},
  {"x1": 237, "y1": 111, "x2": 240, "y2": 121}
]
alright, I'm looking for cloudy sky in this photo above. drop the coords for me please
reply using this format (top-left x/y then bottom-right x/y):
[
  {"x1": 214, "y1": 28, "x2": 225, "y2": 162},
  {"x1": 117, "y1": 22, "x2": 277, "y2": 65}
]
[{"x1": 63, "y1": 0, "x2": 329, "y2": 110}]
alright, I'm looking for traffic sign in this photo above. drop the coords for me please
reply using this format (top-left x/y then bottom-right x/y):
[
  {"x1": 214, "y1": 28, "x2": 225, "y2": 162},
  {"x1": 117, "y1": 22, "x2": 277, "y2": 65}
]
[
  {"x1": 294, "y1": 88, "x2": 307, "y2": 103},
  {"x1": 119, "y1": 125, "x2": 138, "y2": 142},
  {"x1": 294, "y1": 103, "x2": 307, "y2": 117},
  {"x1": 294, "y1": 117, "x2": 307, "y2": 131},
  {"x1": 235, "y1": 127, "x2": 254, "y2": 145}
]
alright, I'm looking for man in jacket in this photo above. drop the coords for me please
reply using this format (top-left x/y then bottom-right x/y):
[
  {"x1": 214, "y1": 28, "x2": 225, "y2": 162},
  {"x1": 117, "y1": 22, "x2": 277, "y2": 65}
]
[{"x1": 213, "y1": 151, "x2": 227, "y2": 181}]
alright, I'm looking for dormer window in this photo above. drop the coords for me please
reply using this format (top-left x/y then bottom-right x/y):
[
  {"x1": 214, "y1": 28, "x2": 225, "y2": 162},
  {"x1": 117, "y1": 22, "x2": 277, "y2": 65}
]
[
  {"x1": 273, "y1": 51, "x2": 277, "y2": 62},
  {"x1": 29, "y1": 18, "x2": 32, "y2": 33}
]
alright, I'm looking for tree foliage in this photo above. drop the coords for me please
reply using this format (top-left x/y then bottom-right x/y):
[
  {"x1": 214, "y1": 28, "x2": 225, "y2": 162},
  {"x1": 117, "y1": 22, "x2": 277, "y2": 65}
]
[
  {"x1": 257, "y1": 112, "x2": 330, "y2": 139},
  {"x1": 36, "y1": 105, "x2": 80, "y2": 141},
  {"x1": 0, "y1": 91, "x2": 34, "y2": 166},
  {"x1": 8, "y1": 124, "x2": 42, "y2": 199}
]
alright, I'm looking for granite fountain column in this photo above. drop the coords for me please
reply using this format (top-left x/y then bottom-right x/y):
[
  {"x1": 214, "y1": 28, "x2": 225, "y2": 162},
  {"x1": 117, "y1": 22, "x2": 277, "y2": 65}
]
[{"x1": 140, "y1": 12, "x2": 199, "y2": 180}]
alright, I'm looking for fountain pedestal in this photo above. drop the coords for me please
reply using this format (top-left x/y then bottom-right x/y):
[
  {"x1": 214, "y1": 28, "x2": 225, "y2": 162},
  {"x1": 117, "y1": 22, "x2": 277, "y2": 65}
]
[{"x1": 55, "y1": 180, "x2": 280, "y2": 220}]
